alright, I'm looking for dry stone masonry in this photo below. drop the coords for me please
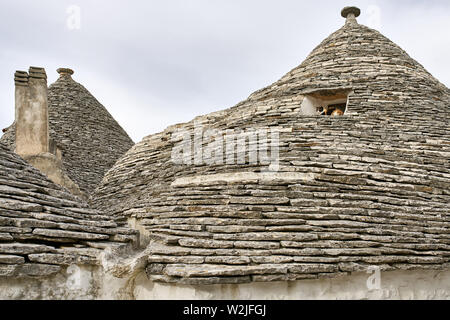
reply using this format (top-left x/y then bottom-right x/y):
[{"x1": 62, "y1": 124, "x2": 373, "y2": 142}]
[
  {"x1": 92, "y1": 8, "x2": 450, "y2": 285},
  {"x1": 0, "y1": 143, "x2": 138, "y2": 280}
]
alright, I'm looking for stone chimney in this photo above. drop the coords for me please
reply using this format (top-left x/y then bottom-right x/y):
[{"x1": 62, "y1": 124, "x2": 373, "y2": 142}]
[
  {"x1": 13, "y1": 66, "x2": 86, "y2": 200},
  {"x1": 15, "y1": 67, "x2": 49, "y2": 157}
]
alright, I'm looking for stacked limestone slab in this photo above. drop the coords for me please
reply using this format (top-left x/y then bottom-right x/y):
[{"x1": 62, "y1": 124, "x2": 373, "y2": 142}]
[
  {"x1": 0, "y1": 143, "x2": 138, "y2": 278},
  {"x1": 1, "y1": 71, "x2": 134, "y2": 195},
  {"x1": 91, "y1": 19, "x2": 450, "y2": 285}
]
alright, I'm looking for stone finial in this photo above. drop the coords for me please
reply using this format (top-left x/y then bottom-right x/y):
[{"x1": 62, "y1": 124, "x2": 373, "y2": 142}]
[
  {"x1": 57, "y1": 68, "x2": 74, "y2": 77},
  {"x1": 341, "y1": 6, "x2": 360, "y2": 24}
]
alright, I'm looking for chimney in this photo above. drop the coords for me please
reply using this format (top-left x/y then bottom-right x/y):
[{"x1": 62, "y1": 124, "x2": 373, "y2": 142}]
[
  {"x1": 341, "y1": 6, "x2": 360, "y2": 25},
  {"x1": 12, "y1": 66, "x2": 87, "y2": 200},
  {"x1": 15, "y1": 67, "x2": 49, "y2": 158}
]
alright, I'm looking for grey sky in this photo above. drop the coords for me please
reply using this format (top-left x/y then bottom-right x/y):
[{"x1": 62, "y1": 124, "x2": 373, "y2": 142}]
[{"x1": 1, "y1": 0, "x2": 449, "y2": 142}]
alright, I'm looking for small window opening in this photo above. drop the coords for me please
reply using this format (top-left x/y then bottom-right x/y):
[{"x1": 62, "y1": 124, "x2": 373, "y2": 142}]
[{"x1": 300, "y1": 89, "x2": 350, "y2": 116}]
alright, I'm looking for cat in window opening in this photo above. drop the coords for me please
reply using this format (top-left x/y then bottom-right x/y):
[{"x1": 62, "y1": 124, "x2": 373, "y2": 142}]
[
  {"x1": 317, "y1": 106, "x2": 344, "y2": 116},
  {"x1": 331, "y1": 109, "x2": 344, "y2": 116}
]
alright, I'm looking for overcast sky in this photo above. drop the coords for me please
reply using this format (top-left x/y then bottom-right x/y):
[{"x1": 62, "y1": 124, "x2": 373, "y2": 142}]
[{"x1": 0, "y1": 0, "x2": 449, "y2": 143}]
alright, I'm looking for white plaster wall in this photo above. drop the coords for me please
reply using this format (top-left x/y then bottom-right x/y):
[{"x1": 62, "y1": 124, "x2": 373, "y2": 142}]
[
  {"x1": 0, "y1": 265, "x2": 99, "y2": 300},
  {"x1": 0, "y1": 265, "x2": 131, "y2": 300},
  {"x1": 1, "y1": 268, "x2": 449, "y2": 300}
]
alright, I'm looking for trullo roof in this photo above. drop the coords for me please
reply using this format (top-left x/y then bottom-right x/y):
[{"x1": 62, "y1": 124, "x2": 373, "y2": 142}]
[{"x1": 92, "y1": 10, "x2": 449, "y2": 284}]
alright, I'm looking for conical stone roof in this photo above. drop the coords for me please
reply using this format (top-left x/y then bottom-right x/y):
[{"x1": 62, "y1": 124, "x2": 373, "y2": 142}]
[
  {"x1": 0, "y1": 142, "x2": 138, "y2": 278},
  {"x1": 247, "y1": 17, "x2": 449, "y2": 115},
  {"x1": 1, "y1": 70, "x2": 134, "y2": 195},
  {"x1": 92, "y1": 11, "x2": 450, "y2": 285}
]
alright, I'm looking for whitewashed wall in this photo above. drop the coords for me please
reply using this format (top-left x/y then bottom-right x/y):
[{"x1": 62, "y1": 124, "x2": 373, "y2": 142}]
[{"x1": 1, "y1": 268, "x2": 449, "y2": 300}]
